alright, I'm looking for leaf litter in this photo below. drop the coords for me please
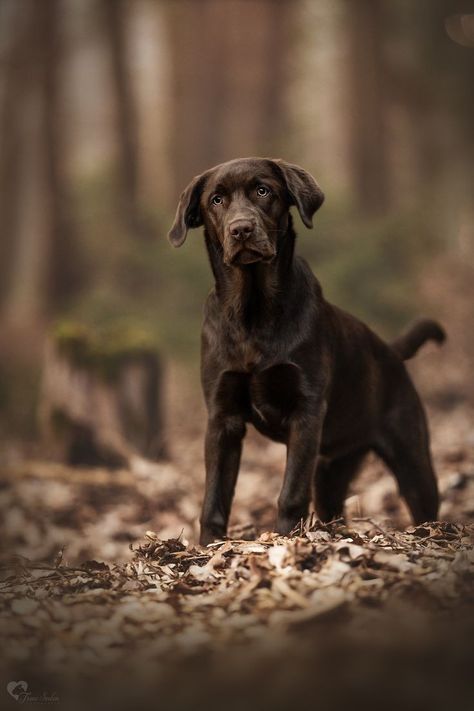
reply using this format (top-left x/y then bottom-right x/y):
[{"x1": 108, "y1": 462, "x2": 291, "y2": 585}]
[
  {"x1": 0, "y1": 402, "x2": 473, "y2": 686},
  {"x1": 1, "y1": 515, "x2": 473, "y2": 669}
]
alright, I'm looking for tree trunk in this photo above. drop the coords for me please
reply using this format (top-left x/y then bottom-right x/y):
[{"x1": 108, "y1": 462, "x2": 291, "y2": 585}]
[
  {"x1": 346, "y1": 0, "x2": 390, "y2": 213},
  {"x1": 164, "y1": 0, "x2": 293, "y2": 200},
  {"x1": 40, "y1": 0, "x2": 83, "y2": 306},
  {"x1": 1, "y1": 0, "x2": 80, "y2": 332},
  {"x1": 0, "y1": 0, "x2": 28, "y2": 307},
  {"x1": 102, "y1": 0, "x2": 153, "y2": 240},
  {"x1": 39, "y1": 331, "x2": 166, "y2": 467}
]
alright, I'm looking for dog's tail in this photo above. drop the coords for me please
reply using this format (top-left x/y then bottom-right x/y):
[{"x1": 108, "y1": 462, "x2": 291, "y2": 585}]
[{"x1": 391, "y1": 318, "x2": 446, "y2": 361}]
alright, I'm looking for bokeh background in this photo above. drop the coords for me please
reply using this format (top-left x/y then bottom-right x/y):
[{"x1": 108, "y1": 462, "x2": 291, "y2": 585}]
[
  {"x1": 1, "y1": 5, "x2": 474, "y2": 707},
  {"x1": 0, "y1": 0, "x2": 473, "y2": 448}
]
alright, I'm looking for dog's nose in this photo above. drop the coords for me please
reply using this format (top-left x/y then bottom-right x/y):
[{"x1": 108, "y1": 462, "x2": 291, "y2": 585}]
[{"x1": 229, "y1": 219, "x2": 255, "y2": 241}]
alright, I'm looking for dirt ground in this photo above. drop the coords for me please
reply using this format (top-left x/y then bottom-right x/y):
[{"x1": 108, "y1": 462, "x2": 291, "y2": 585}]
[{"x1": 1, "y1": 362, "x2": 474, "y2": 711}]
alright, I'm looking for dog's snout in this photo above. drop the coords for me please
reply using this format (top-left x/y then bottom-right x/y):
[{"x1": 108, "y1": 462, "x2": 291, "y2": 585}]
[{"x1": 229, "y1": 218, "x2": 255, "y2": 241}]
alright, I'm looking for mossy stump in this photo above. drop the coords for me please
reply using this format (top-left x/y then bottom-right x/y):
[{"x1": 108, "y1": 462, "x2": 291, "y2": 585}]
[{"x1": 39, "y1": 323, "x2": 166, "y2": 467}]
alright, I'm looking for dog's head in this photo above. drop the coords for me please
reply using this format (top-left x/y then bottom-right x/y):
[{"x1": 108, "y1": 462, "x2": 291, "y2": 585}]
[{"x1": 168, "y1": 158, "x2": 324, "y2": 266}]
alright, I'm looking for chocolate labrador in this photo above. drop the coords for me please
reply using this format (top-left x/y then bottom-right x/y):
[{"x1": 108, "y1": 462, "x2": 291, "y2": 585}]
[{"x1": 168, "y1": 157, "x2": 445, "y2": 546}]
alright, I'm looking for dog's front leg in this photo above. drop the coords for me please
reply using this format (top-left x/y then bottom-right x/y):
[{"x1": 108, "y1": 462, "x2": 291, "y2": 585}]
[
  {"x1": 277, "y1": 409, "x2": 325, "y2": 536},
  {"x1": 199, "y1": 415, "x2": 246, "y2": 546}
]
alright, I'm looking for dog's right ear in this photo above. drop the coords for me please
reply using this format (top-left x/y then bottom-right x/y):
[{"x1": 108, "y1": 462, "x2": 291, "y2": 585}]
[{"x1": 168, "y1": 172, "x2": 208, "y2": 247}]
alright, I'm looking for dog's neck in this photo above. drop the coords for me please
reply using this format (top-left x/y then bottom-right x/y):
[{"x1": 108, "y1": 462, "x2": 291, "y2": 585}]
[{"x1": 205, "y1": 216, "x2": 297, "y2": 331}]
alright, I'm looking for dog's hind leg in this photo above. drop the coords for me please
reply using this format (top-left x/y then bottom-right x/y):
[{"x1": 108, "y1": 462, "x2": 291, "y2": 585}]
[
  {"x1": 313, "y1": 450, "x2": 366, "y2": 522},
  {"x1": 374, "y1": 384, "x2": 439, "y2": 524}
]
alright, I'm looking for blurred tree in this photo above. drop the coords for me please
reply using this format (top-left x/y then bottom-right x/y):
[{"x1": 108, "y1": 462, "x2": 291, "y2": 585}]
[
  {"x1": 0, "y1": 0, "x2": 81, "y2": 335},
  {"x1": 413, "y1": 1, "x2": 474, "y2": 208},
  {"x1": 346, "y1": 0, "x2": 390, "y2": 213},
  {"x1": 101, "y1": 0, "x2": 153, "y2": 240},
  {"x1": 163, "y1": 0, "x2": 293, "y2": 197},
  {"x1": 0, "y1": 0, "x2": 28, "y2": 308}
]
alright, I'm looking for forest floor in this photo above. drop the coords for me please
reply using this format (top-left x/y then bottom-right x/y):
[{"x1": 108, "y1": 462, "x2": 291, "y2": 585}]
[{"x1": 1, "y1": 368, "x2": 474, "y2": 711}]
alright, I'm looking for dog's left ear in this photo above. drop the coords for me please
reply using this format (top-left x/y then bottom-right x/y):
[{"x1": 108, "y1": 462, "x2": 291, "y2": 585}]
[
  {"x1": 168, "y1": 171, "x2": 209, "y2": 247},
  {"x1": 272, "y1": 159, "x2": 324, "y2": 228}
]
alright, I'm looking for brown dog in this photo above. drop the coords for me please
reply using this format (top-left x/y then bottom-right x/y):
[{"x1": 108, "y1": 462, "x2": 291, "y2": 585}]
[{"x1": 168, "y1": 157, "x2": 445, "y2": 545}]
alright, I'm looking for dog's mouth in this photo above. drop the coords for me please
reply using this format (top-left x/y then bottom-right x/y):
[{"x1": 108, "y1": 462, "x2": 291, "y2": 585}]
[
  {"x1": 231, "y1": 249, "x2": 269, "y2": 265},
  {"x1": 228, "y1": 242, "x2": 276, "y2": 266}
]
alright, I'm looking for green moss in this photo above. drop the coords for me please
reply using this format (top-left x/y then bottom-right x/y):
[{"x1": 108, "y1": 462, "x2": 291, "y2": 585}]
[{"x1": 53, "y1": 321, "x2": 158, "y2": 382}]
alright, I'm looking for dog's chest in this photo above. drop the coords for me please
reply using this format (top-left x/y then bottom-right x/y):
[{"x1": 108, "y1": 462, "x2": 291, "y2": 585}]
[
  {"x1": 236, "y1": 339, "x2": 263, "y2": 372},
  {"x1": 216, "y1": 361, "x2": 303, "y2": 440}
]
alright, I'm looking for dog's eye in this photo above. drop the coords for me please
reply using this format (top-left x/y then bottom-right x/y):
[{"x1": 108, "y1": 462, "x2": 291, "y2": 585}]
[
  {"x1": 256, "y1": 185, "x2": 270, "y2": 197},
  {"x1": 211, "y1": 194, "x2": 223, "y2": 206}
]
